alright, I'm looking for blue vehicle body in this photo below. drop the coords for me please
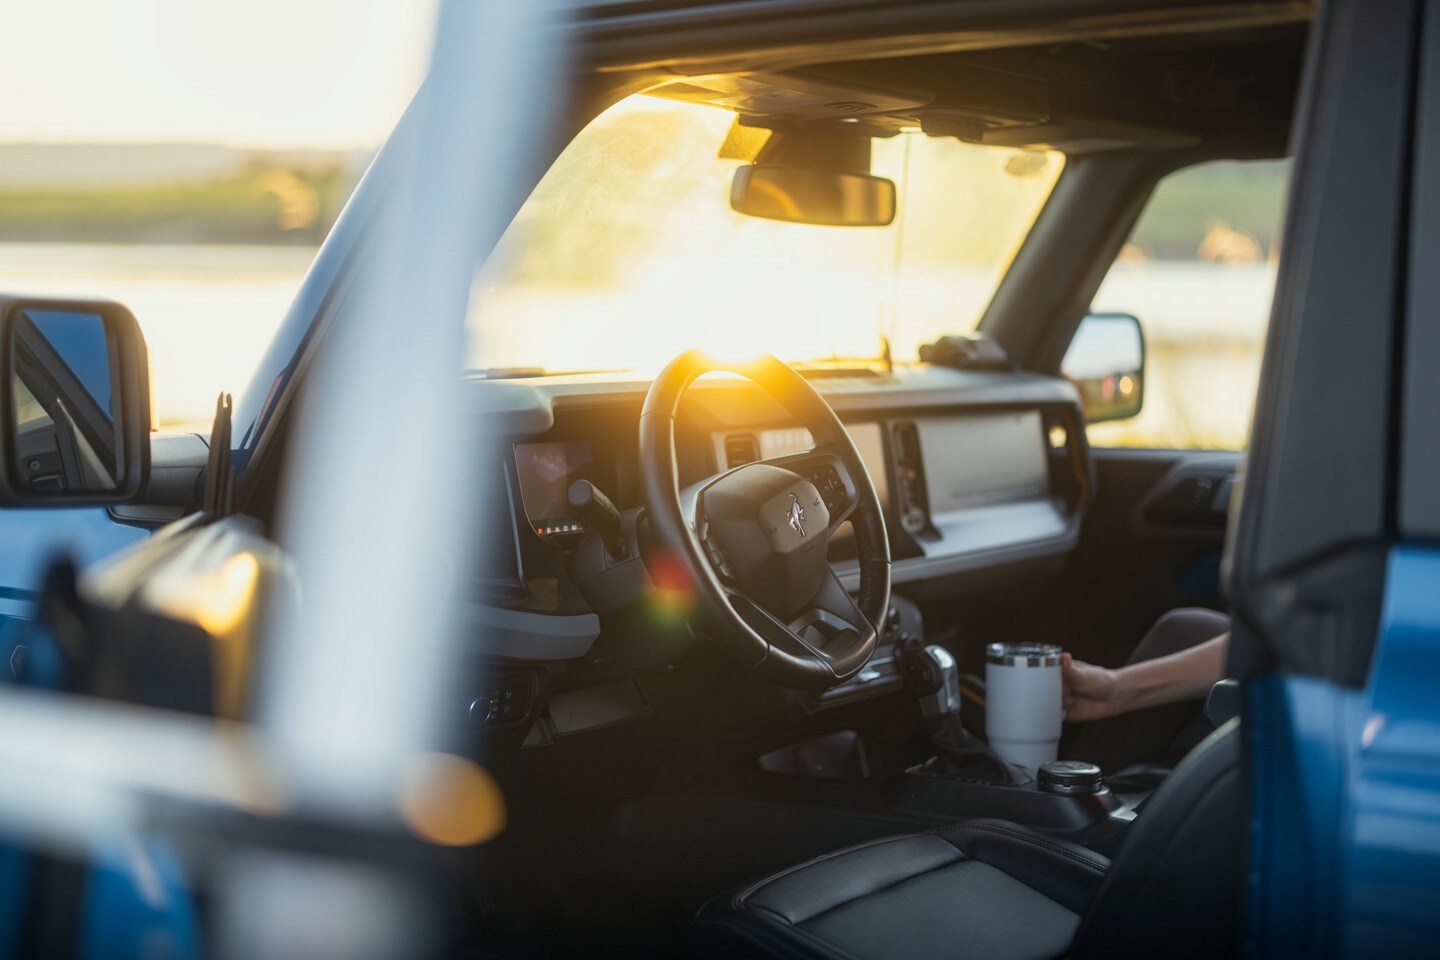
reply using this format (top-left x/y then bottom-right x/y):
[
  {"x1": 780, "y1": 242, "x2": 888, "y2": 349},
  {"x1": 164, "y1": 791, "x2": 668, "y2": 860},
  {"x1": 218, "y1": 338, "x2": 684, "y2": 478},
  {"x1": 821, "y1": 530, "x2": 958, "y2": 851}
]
[
  {"x1": 1247, "y1": 550, "x2": 1440, "y2": 958},
  {"x1": 0, "y1": 509, "x2": 146, "y2": 629}
]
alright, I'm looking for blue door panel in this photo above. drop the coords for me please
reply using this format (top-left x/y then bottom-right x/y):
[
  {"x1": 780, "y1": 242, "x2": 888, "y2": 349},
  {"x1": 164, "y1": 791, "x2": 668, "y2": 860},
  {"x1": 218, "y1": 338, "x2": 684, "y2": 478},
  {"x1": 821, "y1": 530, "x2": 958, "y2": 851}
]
[
  {"x1": 0, "y1": 508, "x2": 148, "y2": 642},
  {"x1": 1343, "y1": 548, "x2": 1440, "y2": 955},
  {"x1": 1246, "y1": 671, "x2": 1358, "y2": 960},
  {"x1": 0, "y1": 509, "x2": 146, "y2": 600},
  {"x1": 1248, "y1": 547, "x2": 1440, "y2": 958},
  {"x1": 0, "y1": 510, "x2": 155, "y2": 956},
  {"x1": 78, "y1": 841, "x2": 200, "y2": 960}
]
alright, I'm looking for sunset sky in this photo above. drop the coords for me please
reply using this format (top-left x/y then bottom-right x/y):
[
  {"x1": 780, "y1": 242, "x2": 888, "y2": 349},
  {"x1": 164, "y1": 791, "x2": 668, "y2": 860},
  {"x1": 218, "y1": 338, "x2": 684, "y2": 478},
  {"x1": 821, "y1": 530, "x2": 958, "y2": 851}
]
[{"x1": 3, "y1": 0, "x2": 438, "y2": 148}]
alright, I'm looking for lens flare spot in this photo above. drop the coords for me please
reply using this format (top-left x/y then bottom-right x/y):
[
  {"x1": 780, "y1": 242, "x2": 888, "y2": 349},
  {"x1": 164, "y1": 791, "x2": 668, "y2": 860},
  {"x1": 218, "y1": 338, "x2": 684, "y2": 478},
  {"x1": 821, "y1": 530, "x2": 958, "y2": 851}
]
[
  {"x1": 646, "y1": 549, "x2": 696, "y2": 619},
  {"x1": 399, "y1": 752, "x2": 506, "y2": 847},
  {"x1": 193, "y1": 552, "x2": 261, "y2": 637}
]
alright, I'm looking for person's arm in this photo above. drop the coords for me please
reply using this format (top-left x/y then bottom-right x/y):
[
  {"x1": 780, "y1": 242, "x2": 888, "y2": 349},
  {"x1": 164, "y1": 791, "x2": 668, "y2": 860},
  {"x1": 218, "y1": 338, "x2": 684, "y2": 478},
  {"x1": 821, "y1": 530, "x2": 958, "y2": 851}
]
[{"x1": 1062, "y1": 633, "x2": 1229, "y2": 722}]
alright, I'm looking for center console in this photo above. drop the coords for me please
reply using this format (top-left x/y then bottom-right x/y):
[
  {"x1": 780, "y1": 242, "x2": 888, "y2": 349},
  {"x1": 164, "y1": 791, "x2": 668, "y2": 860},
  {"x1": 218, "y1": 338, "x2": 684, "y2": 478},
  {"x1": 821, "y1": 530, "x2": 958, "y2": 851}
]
[
  {"x1": 897, "y1": 638, "x2": 1142, "y2": 853},
  {"x1": 754, "y1": 601, "x2": 1147, "y2": 856}
]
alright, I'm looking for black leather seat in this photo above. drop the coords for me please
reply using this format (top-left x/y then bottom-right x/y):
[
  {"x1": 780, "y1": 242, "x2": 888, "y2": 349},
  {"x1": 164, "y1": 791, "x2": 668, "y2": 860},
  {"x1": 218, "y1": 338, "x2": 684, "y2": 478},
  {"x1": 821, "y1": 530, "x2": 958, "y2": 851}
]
[{"x1": 694, "y1": 718, "x2": 1243, "y2": 960}]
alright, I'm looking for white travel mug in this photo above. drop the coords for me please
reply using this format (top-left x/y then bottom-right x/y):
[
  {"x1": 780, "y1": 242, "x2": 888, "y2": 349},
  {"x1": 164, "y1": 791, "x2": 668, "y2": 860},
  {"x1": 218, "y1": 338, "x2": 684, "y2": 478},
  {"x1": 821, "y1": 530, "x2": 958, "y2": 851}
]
[{"x1": 985, "y1": 643, "x2": 1064, "y2": 772}]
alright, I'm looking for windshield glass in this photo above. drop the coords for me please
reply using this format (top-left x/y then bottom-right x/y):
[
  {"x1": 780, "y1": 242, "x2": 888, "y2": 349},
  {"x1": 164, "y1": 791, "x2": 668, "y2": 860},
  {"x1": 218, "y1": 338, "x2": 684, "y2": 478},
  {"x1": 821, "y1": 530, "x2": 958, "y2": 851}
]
[{"x1": 468, "y1": 96, "x2": 1062, "y2": 376}]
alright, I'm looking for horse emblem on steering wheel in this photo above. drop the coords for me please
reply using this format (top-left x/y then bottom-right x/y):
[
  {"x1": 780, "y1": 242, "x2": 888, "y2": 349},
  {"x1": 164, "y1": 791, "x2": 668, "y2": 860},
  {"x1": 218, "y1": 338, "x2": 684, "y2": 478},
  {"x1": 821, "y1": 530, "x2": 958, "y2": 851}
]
[{"x1": 786, "y1": 493, "x2": 807, "y2": 538}]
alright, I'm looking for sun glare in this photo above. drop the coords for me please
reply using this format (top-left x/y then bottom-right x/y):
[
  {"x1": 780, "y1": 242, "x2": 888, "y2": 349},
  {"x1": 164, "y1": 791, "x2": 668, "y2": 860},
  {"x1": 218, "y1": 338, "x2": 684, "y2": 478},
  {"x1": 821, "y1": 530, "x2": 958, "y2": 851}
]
[
  {"x1": 469, "y1": 96, "x2": 1063, "y2": 377},
  {"x1": 701, "y1": 344, "x2": 772, "y2": 367}
]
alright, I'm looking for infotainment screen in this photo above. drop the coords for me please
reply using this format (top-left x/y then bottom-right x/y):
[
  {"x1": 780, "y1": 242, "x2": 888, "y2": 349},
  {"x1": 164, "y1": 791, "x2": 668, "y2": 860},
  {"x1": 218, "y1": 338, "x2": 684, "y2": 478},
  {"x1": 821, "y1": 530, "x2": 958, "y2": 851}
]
[
  {"x1": 514, "y1": 440, "x2": 594, "y2": 536},
  {"x1": 922, "y1": 412, "x2": 1048, "y2": 513}
]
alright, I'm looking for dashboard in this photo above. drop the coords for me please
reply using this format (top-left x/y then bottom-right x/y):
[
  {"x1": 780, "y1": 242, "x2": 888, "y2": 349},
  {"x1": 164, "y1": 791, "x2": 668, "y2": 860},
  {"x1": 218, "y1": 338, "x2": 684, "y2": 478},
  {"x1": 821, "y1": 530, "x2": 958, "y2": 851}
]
[{"x1": 467, "y1": 363, "x2": 1092, "y2": 672}]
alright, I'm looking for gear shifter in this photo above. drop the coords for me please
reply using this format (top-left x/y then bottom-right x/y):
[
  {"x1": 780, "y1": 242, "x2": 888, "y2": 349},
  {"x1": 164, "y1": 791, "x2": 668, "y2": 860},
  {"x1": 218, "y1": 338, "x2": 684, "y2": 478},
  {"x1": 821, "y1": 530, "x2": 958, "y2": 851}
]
[
  {"x1": 901, "y1": 641, "x2": 1024, "y2": 785},
  {"x1": 567, "y1": 479, "x2": 627, "y2": 559},
  {"x1": 907, "y1": 644, "x2": 963, "y2": 721}
]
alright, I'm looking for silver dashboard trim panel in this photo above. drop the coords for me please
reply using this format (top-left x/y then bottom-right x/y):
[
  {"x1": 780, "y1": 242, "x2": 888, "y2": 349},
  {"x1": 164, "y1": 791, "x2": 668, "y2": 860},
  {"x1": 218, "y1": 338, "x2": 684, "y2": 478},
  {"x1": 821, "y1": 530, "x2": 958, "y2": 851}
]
[{"x1": 465, "y1": 603, "x2": 601, "y2": 660}]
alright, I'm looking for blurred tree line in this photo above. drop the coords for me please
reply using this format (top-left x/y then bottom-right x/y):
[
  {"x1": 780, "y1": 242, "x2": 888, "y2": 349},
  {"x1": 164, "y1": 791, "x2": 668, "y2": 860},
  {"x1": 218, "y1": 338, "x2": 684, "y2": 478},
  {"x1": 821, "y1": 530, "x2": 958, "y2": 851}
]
[{"x1": 0, "y1": 158, "x2": 357, "y2": 244}]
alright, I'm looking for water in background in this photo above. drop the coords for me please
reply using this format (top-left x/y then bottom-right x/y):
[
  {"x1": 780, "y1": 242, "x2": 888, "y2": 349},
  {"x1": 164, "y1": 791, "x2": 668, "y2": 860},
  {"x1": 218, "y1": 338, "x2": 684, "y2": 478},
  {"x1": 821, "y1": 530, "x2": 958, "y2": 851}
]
[
  {"x1": 0, "y1": 242, "x2": 1277, "y2": 448},
  {"x1": 0, "y1": 243, "x2": 317, "y2": 427},
  {"x1": 1092, "y1": 260, "x2": 1276, "y2": 450}
]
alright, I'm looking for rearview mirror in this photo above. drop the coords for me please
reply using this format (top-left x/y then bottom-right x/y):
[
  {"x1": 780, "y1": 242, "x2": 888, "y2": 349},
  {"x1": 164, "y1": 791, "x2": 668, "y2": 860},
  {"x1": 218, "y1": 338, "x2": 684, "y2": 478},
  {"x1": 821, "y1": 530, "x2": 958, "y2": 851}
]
[
  {"x1": 1061, "y1": 313, "x2": 1145, "y2": 424},
  {"x1": 731, "y1": 165, "x2": 897, "y2": 227},
  {"x1": 1, "y1": 296, "x2": 150, "y2": 503}
]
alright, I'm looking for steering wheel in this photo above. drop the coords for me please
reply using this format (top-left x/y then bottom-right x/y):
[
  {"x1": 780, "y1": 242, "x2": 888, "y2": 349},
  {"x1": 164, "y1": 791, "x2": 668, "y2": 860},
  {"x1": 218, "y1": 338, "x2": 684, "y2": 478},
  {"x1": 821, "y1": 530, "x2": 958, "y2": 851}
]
[{"x1": 639, "y1": 351, "x2": 891, "y2": 689}]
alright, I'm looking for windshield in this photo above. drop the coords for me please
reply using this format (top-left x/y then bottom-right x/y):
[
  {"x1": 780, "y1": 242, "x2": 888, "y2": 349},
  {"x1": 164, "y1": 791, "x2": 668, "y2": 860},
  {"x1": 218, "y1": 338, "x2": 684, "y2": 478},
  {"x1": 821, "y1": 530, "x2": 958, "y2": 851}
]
[{"x1": 468, "y1": 96, "x2": 1062, "y2": 376}]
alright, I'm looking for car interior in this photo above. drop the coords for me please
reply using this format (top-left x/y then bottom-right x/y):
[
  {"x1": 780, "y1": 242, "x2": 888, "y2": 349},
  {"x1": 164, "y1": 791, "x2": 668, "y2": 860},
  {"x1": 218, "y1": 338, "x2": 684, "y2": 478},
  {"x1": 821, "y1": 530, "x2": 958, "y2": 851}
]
[{"x1": 81, "y1": 3, "x2": 1314, "y2": 958}]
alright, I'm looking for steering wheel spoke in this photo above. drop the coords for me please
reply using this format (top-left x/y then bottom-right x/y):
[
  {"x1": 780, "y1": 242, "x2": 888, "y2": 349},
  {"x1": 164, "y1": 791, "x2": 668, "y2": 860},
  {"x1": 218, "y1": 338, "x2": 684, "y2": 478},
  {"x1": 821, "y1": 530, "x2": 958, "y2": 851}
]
[{"x1": 721, "y1": 569, "x2": 875, "y2": 682}]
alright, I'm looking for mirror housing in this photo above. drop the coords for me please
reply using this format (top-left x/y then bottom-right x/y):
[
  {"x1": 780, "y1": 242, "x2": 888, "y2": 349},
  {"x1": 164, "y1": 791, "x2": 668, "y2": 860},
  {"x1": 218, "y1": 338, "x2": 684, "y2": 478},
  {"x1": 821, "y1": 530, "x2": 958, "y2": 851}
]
[
  {"x1": 1061, "y1": 312, "x2": 1145, "y2": 424},
  {"x1": 729, "y1": 122, "x2": 897, "y2": 227},
  {"x1": 0, "y1": 295, "x2": 151, "y2": 504},
  {"x1": 731, "y1": 165, "x2": 897, "y2": 227}
]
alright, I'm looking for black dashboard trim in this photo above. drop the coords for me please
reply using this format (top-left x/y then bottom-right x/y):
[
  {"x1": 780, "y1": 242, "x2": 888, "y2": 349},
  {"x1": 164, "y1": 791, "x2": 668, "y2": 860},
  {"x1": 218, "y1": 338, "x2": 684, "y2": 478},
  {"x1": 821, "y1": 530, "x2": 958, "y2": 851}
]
[{"x1": 466, "y1": 602, "x2": 601, "y2": 660}]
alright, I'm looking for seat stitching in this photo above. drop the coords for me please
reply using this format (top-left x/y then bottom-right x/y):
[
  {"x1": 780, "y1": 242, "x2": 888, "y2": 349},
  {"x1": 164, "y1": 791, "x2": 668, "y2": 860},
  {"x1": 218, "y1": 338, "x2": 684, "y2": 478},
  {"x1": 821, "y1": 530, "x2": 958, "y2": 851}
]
[
  {"x1": 943, "y1": 823, "x2": 1108, "y2": 873},
  {"x1": 787, "y1": 855, "x2": 977, "y2": 926},
  {"x1": 736, "y1": 861, "x2": 1083, "y2": 959},
  {"x1": 732, "y1": 831, "x2": 947, "y2": 908},
  {"x1": 935, "y1": 822, "x2": 1109, "y2": 874},
  {"x1": 728, "y1": 821, "x2": 1106, "y2": 920}
]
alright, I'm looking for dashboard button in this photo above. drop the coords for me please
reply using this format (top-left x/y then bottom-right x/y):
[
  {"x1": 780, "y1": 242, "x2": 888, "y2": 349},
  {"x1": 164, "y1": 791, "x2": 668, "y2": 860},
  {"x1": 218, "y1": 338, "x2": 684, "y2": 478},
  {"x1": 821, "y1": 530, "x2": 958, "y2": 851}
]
[
  {"x1": 466, "y1": 672, "x2": 538, "y2": 729},
  {"x1": 468, "y1": 697, "x2": 496, "y2": 724}
]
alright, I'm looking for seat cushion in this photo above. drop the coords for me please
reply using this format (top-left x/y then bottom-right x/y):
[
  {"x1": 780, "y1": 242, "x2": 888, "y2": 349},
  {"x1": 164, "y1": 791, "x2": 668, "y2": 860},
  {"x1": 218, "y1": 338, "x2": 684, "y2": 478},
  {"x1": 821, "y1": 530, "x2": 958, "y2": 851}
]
[{"x1": 694, "y1": 820, "x2": 1109, "y2": 960}]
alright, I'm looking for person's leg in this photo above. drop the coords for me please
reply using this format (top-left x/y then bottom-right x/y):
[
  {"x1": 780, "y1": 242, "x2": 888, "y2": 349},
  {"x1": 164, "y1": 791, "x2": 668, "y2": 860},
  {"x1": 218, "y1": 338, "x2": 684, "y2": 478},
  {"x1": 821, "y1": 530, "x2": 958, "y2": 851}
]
[
  {"x1": 1063, "y1": 608, "x2": 1231, "y2": 772},
  {"x1": 1124, "y1": 607, "x2": 1232, "y2": 664}
]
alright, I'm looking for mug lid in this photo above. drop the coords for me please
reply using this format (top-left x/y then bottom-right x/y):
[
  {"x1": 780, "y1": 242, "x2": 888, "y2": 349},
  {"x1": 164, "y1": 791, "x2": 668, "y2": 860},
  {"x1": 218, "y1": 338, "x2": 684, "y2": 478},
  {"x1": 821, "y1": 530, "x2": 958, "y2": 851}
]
[{"x1": 985, "y1": 642, "x2": 1061, "y2": 667}]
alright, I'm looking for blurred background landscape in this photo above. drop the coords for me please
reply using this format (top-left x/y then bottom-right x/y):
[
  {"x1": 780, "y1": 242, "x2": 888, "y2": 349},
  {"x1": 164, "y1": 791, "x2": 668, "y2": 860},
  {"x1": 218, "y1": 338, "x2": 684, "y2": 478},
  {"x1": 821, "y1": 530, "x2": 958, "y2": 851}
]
[
  {"x1": 0, "y1": 138, "x2": 1285, "y2": 446},
  {"x1": 0, "y1": 145, "x2": 372, "y2": 427},
  {"x1": 1, "y1": 0, "x2": 433, "y2": 426},
  {"x1": 0, "y1": 143, "x2": 368, "y2": 244}
]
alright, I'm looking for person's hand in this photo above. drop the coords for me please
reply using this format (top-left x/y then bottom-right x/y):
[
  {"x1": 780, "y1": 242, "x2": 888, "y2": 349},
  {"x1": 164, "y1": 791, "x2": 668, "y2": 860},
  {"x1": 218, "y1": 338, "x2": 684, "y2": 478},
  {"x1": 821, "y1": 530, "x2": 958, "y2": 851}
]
[{"x1": 1062, "y1": 652, "x2": 1121, "y2": 722}]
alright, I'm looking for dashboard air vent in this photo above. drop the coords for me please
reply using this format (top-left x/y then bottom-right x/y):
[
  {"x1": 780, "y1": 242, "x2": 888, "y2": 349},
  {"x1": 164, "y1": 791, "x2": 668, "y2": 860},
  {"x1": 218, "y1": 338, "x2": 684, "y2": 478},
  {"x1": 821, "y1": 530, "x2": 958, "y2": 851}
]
[
  {"x1": 724, "y1": 433, "x2": 759, "y2": 469},
  {"x1": 892, "y1": 422, "x2": 931, "y2": 535}
]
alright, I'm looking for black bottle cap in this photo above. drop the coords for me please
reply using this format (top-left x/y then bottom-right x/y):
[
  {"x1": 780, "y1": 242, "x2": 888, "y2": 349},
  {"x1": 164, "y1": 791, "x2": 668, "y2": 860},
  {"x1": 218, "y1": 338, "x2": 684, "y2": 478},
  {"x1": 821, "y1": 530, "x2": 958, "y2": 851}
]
[{"x1": 1037, "y1": 760, "x2": 1104, "y2": 795}]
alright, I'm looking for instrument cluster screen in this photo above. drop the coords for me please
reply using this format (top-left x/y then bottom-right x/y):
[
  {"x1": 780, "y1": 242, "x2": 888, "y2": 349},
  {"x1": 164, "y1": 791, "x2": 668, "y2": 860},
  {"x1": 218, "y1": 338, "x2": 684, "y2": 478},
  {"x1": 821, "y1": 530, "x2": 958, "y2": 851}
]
[{"x1": 514, "y1": 441, "x2": 594, "y2": 537}]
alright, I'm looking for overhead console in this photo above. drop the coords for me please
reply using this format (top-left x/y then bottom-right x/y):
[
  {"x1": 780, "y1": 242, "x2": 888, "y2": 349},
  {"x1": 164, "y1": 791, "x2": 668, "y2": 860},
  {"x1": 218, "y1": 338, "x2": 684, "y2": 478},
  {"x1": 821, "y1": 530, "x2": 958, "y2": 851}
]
[{"x1": 644, "y1": 60, "x2": 1199, "y2": 152}]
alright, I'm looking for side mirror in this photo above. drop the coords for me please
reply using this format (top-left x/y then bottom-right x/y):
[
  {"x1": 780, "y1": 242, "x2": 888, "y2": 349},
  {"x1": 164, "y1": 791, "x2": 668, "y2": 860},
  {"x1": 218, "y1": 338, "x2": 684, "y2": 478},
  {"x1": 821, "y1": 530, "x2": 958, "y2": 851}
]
[
  {"x1": 0, "y1": 296, "x2": 150, "y2": 504},
  {"x1": 731, "y1": 165, "x2": 897, "y2": 227},
  {"x1": 1061, "y1": 312, "x2": 1145, "y2": 424}
]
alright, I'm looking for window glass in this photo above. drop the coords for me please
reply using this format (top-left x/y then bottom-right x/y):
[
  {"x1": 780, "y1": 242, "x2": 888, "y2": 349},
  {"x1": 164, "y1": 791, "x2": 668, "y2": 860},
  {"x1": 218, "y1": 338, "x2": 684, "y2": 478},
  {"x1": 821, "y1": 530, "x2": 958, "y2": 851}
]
[
  {"x1": 1086, "y1": 159, "x2": 1290, "y2": 449},
  {"x1": 0, "y1": 1, "x2": 433, "y2": 426},
  {"x1": 13, "y1": 377, "x2": 51, "y2": 429},
  {"x1": 469, "y1": 96, "x2": 1063, "y2": 376}
]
